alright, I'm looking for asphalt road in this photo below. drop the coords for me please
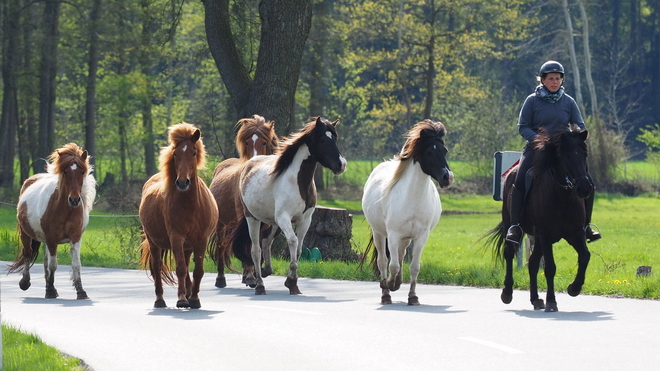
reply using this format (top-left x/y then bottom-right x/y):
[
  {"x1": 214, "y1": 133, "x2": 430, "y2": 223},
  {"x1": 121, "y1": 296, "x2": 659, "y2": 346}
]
[{"x1": 2, "y1": 262, "x2": 659, "y2": 371}]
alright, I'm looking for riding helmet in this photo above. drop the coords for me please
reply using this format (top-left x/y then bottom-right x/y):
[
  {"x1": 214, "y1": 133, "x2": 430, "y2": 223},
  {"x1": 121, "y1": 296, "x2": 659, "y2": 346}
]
[{"x1": 539, "y1": 61, "x2": 565, "y2": 77}]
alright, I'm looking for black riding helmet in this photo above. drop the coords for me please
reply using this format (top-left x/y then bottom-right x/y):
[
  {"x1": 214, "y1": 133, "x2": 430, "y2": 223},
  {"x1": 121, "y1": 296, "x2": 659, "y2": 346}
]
[{"x1": 539, "y1": 60, "x2": 565, "y2": 78}]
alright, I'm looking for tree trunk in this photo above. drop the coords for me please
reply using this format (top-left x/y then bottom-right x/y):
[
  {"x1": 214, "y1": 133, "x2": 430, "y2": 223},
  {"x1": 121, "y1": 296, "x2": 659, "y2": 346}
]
[
  {"x1": 37, "y1": 0, "x2": 61, "y2": 169},
  {"x1": 203, "y1": 0, "x2": 313, "y2": 135},
  {"x1": 561, "y1": 0, "x2": 584, "y2": 112},
  {"x1": 141, "y1": 0, "x2": 156, "y2": 176},
  {"x1": 21, "y1": 1, "x2": 39, "y2": 179},
  {"x1": 85, "y1": 0, "x2": 101, "y2": 166},
  {"x1": 308, "y1": 0, "x2": 328, "y2": 190},
  {"x1": 0, "y1": 0, "x2": 20, "y2": 187}
]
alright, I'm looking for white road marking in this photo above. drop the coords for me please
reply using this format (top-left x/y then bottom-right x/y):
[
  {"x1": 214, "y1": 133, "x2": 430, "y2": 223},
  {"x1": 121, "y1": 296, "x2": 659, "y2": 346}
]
[
  {"x1": 459, "y1": 336, "x2": 524, "y2": 354},
  {"x1": 244, "y1": 305, "x2": 323, "y2": 315}
]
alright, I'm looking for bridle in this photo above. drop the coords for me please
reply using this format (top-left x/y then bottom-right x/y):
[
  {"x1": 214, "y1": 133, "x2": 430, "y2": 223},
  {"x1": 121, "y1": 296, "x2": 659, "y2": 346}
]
[{"x1": 552, "y1": 154, "x2": 590, "y2": 191}]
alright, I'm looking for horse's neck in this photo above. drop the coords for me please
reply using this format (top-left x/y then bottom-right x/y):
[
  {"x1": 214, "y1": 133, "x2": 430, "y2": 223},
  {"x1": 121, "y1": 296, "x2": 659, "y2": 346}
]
[{"x1": 393, "y1": 160, "x2": 431, "y2": 193}]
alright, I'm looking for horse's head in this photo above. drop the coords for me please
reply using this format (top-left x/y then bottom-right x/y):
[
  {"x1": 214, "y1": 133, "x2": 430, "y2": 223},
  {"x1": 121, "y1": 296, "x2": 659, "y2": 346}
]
[
  {"x1": 49, "y1": 143, "x2": 90, "y2": 208},
  {"x1": 161, "y1": 123, "x2": 206, "y2": 192},
  {"x1": 535, "y1": 128, "x2": 592, "y2": 198},
  {"x1": 402, "y1": 119, "x2": 454, "y2": 188},
  {"x1": 236, "y1": 115, "x2": 278, "y2": 159},
  {"x1": 307, "y1": 117, "x2": 347, "y2": 175}
]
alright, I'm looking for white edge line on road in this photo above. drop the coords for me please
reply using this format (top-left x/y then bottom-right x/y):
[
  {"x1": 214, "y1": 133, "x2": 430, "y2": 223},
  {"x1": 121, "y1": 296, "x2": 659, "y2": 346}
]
[
  {"x1": 244, "y1": 305, "x2": 323, "y2": 315},
  {"x1": 458, "y1": 336, "x2": 525, "y2": 354}
]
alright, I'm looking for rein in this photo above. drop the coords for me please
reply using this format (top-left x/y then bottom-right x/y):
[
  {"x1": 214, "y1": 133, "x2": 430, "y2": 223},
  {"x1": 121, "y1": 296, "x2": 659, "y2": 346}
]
[{"x1": 550, "y1": 160, "x2": 589, "y2": 190}]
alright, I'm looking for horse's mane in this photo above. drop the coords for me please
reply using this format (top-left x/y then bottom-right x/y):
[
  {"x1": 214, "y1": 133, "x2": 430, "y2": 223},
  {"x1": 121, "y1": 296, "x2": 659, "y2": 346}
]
[
  {"x1": 271, "y1": 117, "x2": 337, "y2": 179},
  {"x1": 47, "y1": 143, "x2": 89, "y2": 176},
  {"x1": 235, "y1": 115, "x2": 278, "y2": 160},
  {"x1": 532, "y1": 125, "x2": 587, "y2": 175},
  {"x1": 385, "y1": 119, "x2": 447, "y2": 193},
  {"x1": 159, "y1": 123, "x2": 207, "y2": 189}
]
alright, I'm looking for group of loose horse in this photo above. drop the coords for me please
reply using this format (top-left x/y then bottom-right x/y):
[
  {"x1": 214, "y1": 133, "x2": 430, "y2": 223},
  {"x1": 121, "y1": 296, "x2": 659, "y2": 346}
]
[{"x1": 9, "y1": 116, "x2": 594, "y2": 312}]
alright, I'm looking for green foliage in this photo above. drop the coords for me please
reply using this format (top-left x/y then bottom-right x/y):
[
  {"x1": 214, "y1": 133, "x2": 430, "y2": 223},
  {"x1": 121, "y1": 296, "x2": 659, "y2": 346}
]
[{"x1": 2, "y1": 325, "x2": 86, "y2": 371}]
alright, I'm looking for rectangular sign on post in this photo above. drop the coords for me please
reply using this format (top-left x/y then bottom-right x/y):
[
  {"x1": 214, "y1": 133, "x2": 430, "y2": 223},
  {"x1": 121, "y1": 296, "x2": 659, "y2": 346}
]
[{"x1": 492, "y1": 151, "x2": 522, "y2": 201}]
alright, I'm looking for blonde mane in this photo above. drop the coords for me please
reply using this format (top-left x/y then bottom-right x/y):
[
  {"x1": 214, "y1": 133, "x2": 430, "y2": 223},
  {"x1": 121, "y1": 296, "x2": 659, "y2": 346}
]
[
  {"x1": 159, "y1": 123, "x2": 207, "y2": 191},
  {"x1": 235, "y1": 115, "x2": 278, "y2": 160}
]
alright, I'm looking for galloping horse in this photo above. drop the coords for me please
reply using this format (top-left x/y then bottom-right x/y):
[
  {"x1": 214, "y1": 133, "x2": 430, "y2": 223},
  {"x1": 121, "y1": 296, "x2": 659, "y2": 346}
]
[
  {"x1": 361, "y1": 120, "x2": 453, "y2": 305},
  {"x1": 9, "y1": 143, "x2": 96, "y2": 299},
  {"x1": 139, "y1": 123, "x2": 218, "y2": 308},
  {"x1": 228, "y1": 117, "x2": 346, "y2": 295},
  {"x1": 209, "y1": 115, "x2": 278, "y2": 288},
  {"x1": 485, "y1": 127, "x2": 592, "y2": 312}
]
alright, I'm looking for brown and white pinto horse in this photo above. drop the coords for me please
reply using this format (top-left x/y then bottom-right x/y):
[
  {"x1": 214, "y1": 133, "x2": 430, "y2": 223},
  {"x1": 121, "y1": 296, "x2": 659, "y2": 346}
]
[
  {"x1": 209, "y1": 115, "x2": 278, "y2": 288},
  {"x1": 9, "y1": 143, "x2": 96, "y2": 299},
  {"x1": 228, "y1": 117, "x2": 346, "y2": 295},
  {"x1": 139, "y1": 123, "x2": 218, "y2": 309}
]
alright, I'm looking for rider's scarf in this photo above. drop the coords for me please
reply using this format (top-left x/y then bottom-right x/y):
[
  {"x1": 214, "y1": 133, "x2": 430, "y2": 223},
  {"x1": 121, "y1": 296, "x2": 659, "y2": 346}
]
[{"x1": 536, "y1": 85, "x2": 565, "y2": 103}]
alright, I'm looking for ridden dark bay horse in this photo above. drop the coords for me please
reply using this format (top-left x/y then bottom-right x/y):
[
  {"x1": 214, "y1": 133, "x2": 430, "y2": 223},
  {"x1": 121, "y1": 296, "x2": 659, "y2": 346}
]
[
  {"x1": 361, "y1": 120, "x2": 454, "y2": 305},
  {"x1": 228, "y1": 116, "x2": 346, "y2": 295},
  {"x1": 209, "y1": 115, "x2": 278, "y2": 288},
  {"x1": 485, "y1": 127, "x2": 593, "y2": 312},
  {"x1": 139, "y1": 123, "x2": 218, "y2": 309},
  {"x1": 9, "y1": 143, "x2": 97, "y2": 299}
]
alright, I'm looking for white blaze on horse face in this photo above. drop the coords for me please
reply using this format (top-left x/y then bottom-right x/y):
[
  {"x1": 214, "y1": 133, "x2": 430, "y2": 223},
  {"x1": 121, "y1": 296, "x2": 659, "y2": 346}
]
[
  {"x1": 325, "y1": 131, "x2": 333, "y2": 139},
  {"x1": 182, "y1": 145, "x2": 188, "y2": 152},
  {"x1": 71, "y1": 163, "x2": 78, "y2": 171},
  {"x1": 252, "y1": 134, "x2": 259, "y2": 157}
]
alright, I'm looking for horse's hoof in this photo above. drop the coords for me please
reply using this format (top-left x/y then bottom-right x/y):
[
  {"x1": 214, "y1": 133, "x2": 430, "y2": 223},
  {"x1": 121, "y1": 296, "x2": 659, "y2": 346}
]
[
  {"x1": 408, "y1": 296, "x2": 420, "y2": 306},
  {"x1": 261, "y1": 267, "x2": 273, "y2": 278},
  {"x1": 545, "y1": 302, "x2": 558, "y2": 312},
  {"x1": 381, "y1": 294, "x2": 392, "y2": 305},
  {"x1": 77, "y1": 291, "x2": 89, "y2": 300},
  {"x1": 501, "y1": 291, "x2": 513, "y2": 304},
  {"x1": 154, "y1": 299, "x2": 167, "y2": 308},
  {"x1": 215, "y1": 277, "x2": 227, "y2": 288},
  {"x1": 532, "y1": 299, "x2": 545, "y2": 310},
  {"x1": 288, "y1": 287, "x2": 302, "y2": 295},
  {"x1": 176, "y1": 299, "x2": 190, "y2": 308},
  {"x1": 245, "y1": 277, "x2": 257, "y2": 288},
  {"x1": 188, "y1": 299, "x2": 201, "y2": 309},
  {"x1": 45, "y1": 289, "x2": 59, "y2": 299},
  {"x1": 379, "y1": 280, "x2": 388, "y2": 290},
  {"x1": 19, "y1": 279, "x2": 31, "y2": 291},
  {"x1": 255, "y1": 285, "x2": 266, "y2": 295},
  {"x1": 567, "y1": 283, "x2": 581, "y2": 297},
  {"x1": 392, "y1": 276, "x2": 402, "y2": 291}
]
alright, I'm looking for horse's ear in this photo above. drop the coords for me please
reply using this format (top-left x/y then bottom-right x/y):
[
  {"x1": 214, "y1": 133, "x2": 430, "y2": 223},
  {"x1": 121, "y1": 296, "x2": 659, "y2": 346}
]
[
  {"x1": 579, "y1": 130, "x2": 589, "y2": 141},
  {"x1": 331, "y1": 119, "x2": 339, "y2": 127},
  {"x1": 81, "y1": 150, "x2": 88, "y2": 161},
  {"x1": 191, "y1": 129, "x2": 201, "y2": 143}
]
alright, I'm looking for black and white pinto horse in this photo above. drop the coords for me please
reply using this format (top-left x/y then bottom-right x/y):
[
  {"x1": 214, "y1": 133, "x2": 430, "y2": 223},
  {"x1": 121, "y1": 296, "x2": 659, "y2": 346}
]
[
  {"x1": 229, "y1": 117, "x2": 347, "y2": 295},
  {"x1": 362, "y1": 119, "x2": 454, "y2": 305}
]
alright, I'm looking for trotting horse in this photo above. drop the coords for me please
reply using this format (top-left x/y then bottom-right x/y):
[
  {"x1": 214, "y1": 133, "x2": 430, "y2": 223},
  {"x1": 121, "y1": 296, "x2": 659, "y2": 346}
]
[
  {"x1": 361, "y1": 120, "x2": 453, "y2": 305},
  {"x1": 209, "y1": 115, "x2": 278, "y2": 288},
  {"x1": 9, "y1": 143, "x2": 96, "y2": 299},
  {"x1": 228, "y1": 116, "x2": 346, "y2": 295},
  {"x1": 485, "y1": 127, "x2": 592, "y2": 312},
  {"x1": 139, "y1": 123, "x2": 218, "y2": 308}
]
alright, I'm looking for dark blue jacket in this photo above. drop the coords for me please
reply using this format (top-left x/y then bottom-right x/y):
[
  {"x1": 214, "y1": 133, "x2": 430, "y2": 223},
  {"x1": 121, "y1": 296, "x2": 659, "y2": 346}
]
[{"x1": 517, "y1": 91, "x2": 586, "y2": 143}]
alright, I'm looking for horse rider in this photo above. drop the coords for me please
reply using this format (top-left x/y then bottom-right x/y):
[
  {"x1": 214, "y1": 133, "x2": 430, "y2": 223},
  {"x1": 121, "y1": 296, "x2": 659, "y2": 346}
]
[{"x1": 505, "y1": 60, "x2": 601, "y2": 246}]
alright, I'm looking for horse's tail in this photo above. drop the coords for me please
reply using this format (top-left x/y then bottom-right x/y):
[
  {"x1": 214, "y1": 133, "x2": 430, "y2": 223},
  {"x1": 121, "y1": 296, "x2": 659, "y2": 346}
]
[
  {"x1": 8, "y1": 226, "x2": 41, "y2": 273},
  {"x1": 229, "y1": 216, "x2": 254, "y2": 266},
  {"x1": 482, "y1": 219, "x2": 510, "y2": 263},
  {"x1": 357, "y1": 230, "x2": 386, "y2": 276},
  {"x1": 209, "y1": 224, "x2": 240, "y2": 273},
  {"x1": 139, "y1": 238, "x2": 177, "y2": 285}
]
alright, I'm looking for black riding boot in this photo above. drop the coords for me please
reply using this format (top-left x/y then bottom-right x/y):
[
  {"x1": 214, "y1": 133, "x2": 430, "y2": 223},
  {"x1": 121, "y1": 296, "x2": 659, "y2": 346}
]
[
  {"x1": 585, "y1": 191, "x2": 601, "y2": 243},
  {"x1": 505, "y1": 185, "x2": 525, "y2": 246}
]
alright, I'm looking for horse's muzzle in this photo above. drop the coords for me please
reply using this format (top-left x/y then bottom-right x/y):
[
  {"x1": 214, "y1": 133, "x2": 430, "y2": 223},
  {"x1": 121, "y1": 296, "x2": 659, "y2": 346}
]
[
  {"x1": 68, "y1": 196, "x2": 82, "y2": 208},
  {"x1": 331, "y1": 156, "x2": 347, "y2": 175},
  {"x1": 175, "y1": 178, "x2": 191, "y2": 191},
  {"x1": 575, "y1": 177, "x2": 593, "y2": 199},
  {"x1": 435, "y1": 168, "x2": 454, "y2": 189}
]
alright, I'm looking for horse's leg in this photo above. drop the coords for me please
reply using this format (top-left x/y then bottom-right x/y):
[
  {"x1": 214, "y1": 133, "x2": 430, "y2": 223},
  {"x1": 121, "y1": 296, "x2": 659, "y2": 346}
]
[
  {"x1": 539, "y1": 238, "x2": 558, "y2": 312},
  {"x1": 188, "y1": 247, "x2": 204, "y2": 309},
  {"x1": 18, "y1": 234, "x2": 37, "y2": 291},
  {"x1": 527, "y1": 236, "x2": 545, "y2": 310},
  {"x1": 43, "y1": 244, "x2": 59, "y2": 299},
  {"x1": 69, "y1": 240, "x2": 88, "y2": 299},
  {"x1": 246, "y1": 216, "x2": 266, "y2": 295},
  {"x1": 150, "y1": 245, "x2": 167, "y2": 308},
  {"x1": 371, "y1": 232, "x2": 391, "y2": 304},
  {"x1": 260, "y1": 225, "x2": 279, "y2": 278},
  {"x1": 407, "y1": 234, "x2": 428, "y2": 305},
  {"x1": 394, "y1": 238, "x2": 411, "y2": 292},
  {"x1": 170, "y1": 237, "x2": 190, "y2": 308},
  {"x1": 565, "y1": 235, "x2": 591, "y2": 297},
  {"x1": 214, "y1": 234, "x2": 227, "y2": 288},
  {"x1": 282, "y1": 212, "x2": 312, "y2": 295},
  {"x1": 183, "y1": 249, "x2": 194, "y2": 299},
  {"x1": 385, "y1": 234, "x2": 404, "y2": 293},
  {"x1": 500, "y1": 239, "x2": 516, "y2": 304}
]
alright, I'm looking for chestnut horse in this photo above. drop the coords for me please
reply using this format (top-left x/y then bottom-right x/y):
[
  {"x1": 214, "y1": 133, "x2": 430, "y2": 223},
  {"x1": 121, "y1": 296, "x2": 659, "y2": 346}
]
[
  {"x1": 361, "y1": 120, "x2": 453, "y2": 305},
  {"x1": 485, "y1": 128, "x2": 592, "y2": 312},
  {"x1": 9, "y1": 143, "x2": 96, "y2": 299},
  {"x1": 228, "y1": 117, "x2": 346, "y2": 295},
  {"x1": 139, "y1": 123, "x2": 218, "y2": 309},
  {"x1": 209, "y1": 115, "x2": 278, "y2": 288}
]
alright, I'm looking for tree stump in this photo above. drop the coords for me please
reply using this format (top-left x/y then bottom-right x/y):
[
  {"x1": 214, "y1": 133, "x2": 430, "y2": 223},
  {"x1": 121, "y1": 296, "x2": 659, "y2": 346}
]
[{"x1": 272, "y1": 206, "x2": 358, "y2": 261}]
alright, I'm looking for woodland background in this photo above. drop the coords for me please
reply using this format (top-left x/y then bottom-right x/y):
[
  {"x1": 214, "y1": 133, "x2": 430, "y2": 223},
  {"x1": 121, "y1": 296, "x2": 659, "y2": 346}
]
[{"x1": 0, "y1": 0, "x2": 659, "y2": 196}]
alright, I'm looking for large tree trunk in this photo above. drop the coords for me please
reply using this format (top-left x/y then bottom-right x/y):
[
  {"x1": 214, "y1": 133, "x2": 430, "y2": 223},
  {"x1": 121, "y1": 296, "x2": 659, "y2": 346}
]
[
  {"x1": 0, "y1": 0, "x2": 20, "y2": 187},
  {"x1": 308, "y1": 0, "x2": 329, "y2": 190},
  {"x1": 140, "y1": 0, "x2": 156, "y2": 176},
  {"x1": 203, "y1": 0, "x2": 312, "y2": 135},
  {"x1": 37, "y1": 0, "x2": 61, "y2": 170},
  {"x1": 85, "y1": 0, "x2": 102, "y2": 167},
  {"x1": 20, "y1": 1, "x2": 39, "y2": 179}
]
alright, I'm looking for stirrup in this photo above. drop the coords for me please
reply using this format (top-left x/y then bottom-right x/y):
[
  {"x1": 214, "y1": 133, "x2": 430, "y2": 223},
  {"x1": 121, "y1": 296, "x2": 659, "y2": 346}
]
[
  {"x1": 505, "y1": 224, "x2": 524, "y2": 245},
  {"x1": 585, "y1": 223, "x2": 602, "y2": 243}
]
